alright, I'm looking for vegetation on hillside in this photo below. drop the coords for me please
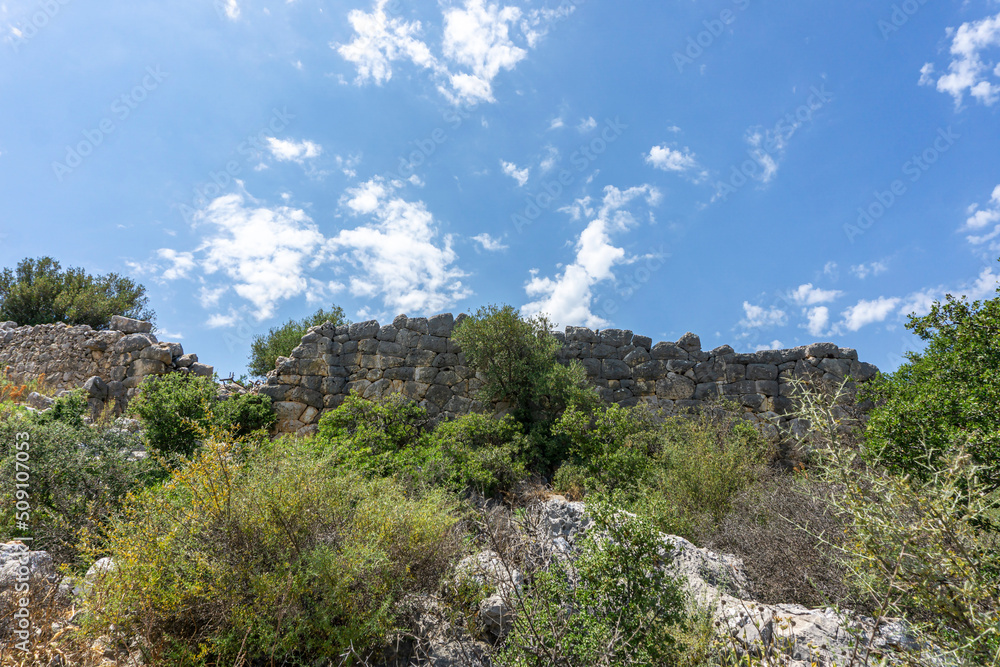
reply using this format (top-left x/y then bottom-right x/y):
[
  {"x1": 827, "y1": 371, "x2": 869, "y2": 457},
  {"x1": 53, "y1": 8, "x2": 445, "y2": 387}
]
[
  {"x1": 3, "y1": 282, "x2": 1000, "y2": 666},
  {"x1": 0, "y1": 256, "x2": 154, "y2": 329}
]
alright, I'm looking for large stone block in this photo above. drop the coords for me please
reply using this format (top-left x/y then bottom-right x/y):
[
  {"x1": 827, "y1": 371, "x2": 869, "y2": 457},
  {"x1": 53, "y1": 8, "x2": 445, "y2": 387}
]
[
  {"x1": 651, "y1": 342, "x2": 688, "y2": 360},
  {"x1": 258, "y1": 384, "x2": 291, "y2": 401},
  {"x1": 805, "y1": 342, "x2": 839, "y2": 358},
  {"x1": 428, "y1": 313, "x2": 454, "y2": 337},
  {"x1": 406, "y1": 349, "x2": 438, "y2": 366},
  {"x1": 128, "y1": 359, "x2": 166, "y2": 377},
  {"x1": 746, "y1": 363, "x2": 778, "y2": 381},
  {"x1": 406, "y1": 317, "x2": 430, "y2": 334},
  {"x1": 565, "y1": 326, "x2": 597, "y2": 343},
  {"x1": 425, "y1": 384, "x2": 453, "y2": 407},
  {"x1": 110, "y1": 316, "x2": 152, "y2": 334},
  {"x1": 677, "y1": 332, "x2": 701, "y2": 353},
  {"x1": 418, "y1": 335, "x2": 448, "y2": 353},
  {"x1": 349, "y1": 320, "x2": 380, "y2": 340},
  {"x1": 655, "y1": 374, "x2": 695, "y2": 400},
  {"x1": 377, "y1": 325, "x2": 398, "y2": 341},
  {"x1": 599, "y1": 328, "x2": 632, "y2": 347}
]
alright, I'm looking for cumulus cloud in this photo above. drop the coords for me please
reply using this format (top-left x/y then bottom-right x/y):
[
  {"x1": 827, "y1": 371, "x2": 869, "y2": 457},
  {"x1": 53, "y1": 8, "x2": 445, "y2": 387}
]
[
  {"x1": 577, "y1": 116, "x2": 597, "y2": 132},
  {"x1": 521, "y1": 185, "x2": 661, "y2": 328},
  {"x1": 739, "y1": 302, "x2": 787, "y2": 329},
  {"x1": 337, "y1": 0, "x2": 570, "y2": 105},
  {"x1": 789, "y1": 283, "x2": 844, "y2": 306},
  {"x1": 805, "y1": 306, "x2": 829, "y2": 336},
  {"x1": 336, "y1": 0, "x2": 440, "y2": 85},
  {"x1": 220, "y1": 0, "x2": 239, "y2": 21},
  {"x1": 189, "y1": 193, "x2": 326, "y2": 320},
  {"x1": 472, "y1": 232, "x2": 508, "y2": 251},
  {"x1": 645, "y1": 145, "x2": 703, "y2": 179},
  {"x1": 156, "y1": 249, "x2": 196, "y2": 281},
  {"x1": 850, "y1": 261, "x2": 889, "y2": 279},
  {"x1": 838, "y1": 296, "x2": 901, "y2": 332},
  {"x1": 963, "y1": 184, "x2": 1000, "y2": 247},
  {"x1": 266, "y1": 137, "x2": 322, "y2": 163},
  {"x1": 500, "y1": 160, "x2": 529, "y2": 186},
  {"x1": 919, "y1": 11, "x2": 1000, "y2": 108},
  {"x1": 755, "y1": 340, "x2": 783, "y2": 352},
  {"x1": 328, "y1": 178, "x2": 471, "y2": 313}
]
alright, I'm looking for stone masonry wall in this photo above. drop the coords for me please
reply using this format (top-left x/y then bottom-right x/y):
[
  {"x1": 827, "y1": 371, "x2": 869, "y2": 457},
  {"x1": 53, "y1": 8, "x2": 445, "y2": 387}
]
[
  {"x1": 260, "y1": 313, "x2": 880, "y2": 436},
  {"x1": 0, "y1": 316, "x2": 213, "y2": 414}
]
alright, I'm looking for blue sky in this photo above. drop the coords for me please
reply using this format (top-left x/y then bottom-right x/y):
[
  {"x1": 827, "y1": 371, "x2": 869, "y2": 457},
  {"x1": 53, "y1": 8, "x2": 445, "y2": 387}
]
[{"x1": 2, "y1": 0, "x2": 999, "y2": 378}]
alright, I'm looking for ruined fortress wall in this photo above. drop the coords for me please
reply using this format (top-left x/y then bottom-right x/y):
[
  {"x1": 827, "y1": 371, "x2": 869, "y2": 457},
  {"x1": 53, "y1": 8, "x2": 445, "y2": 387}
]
[
  {"x1": 0, "y1": 316, "x2": 212, "y2": 413},
  {"x1": 259, "y1": 313, "x2": 879, "y2": 435}
]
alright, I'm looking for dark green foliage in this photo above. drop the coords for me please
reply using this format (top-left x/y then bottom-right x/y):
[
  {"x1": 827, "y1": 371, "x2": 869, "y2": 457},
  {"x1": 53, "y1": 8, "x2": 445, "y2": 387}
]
[
  {"x1": 33, "y1": 389, "x2": 88, "y2": 428},
  {"x1": 0, "y1": 413, "x2": 161, "y2": 565},
  {"x1": 212, "y1": 393, "x2": 277, "y2": 438},
  {"x1": 0, "y1": 256, "x2": 154, "y2": 329},
  {"x1": 129, "y1": 373, "x2": 275, "y2": 458},
  {"x1": 452, "y1": 304, "x2": 596, "y2": 423},
  {"x1": 315, "y1": 393, "x2": 529, "y2": 496},
  {"x1": 862, "y1": 261, "x2": 1000, "y2": 490},
  {"x1": 247, "y1": 304, "x2": 349, "y2": 377},
  {"x1": 499, "y1": 503, "x2": 686, "y2": 666}
]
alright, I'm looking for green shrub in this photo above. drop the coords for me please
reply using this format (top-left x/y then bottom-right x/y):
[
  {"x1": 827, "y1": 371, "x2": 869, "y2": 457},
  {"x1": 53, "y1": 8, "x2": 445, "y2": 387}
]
[
  {"x1": 0, "y1": 414, "x2": 161, "y2": 565},
  {"x1": 551, "y1": 402, "x2": 662, "y2": 495},
  {"x1": 212, "y1": 392, "x2": 276, "y2": 437},
  {"x1": 862, "y1": 261, "x2": 1000, "y2": 490},
  {"x1": 88, "y1": 435, "x2": 461, "y2": 665},
  {"x1": 129, "y1": 374, "x2": 275, "y2": 458},
  {"x1": 798, "y1": 378, "x2": 1000, "y2": 666},
  {"x1": 247, "y1": 304, "x2": 348, "y2": 378},
  {"x1": 129, "y1": 373, "x2": 218, "y2": 457},
  {"x1": 498, "y1": 502, "x2": 687, "y2": 666},
  {"x1": 0, "y1": 256, "x2": 154, "y2": 328},
  {"x1": 418, "y1": 412, "x2": 529, "y2": 496},
  {"x1": 452, "y1": 304, "x2": 596, "y2": 426},
  {"x1": 32, "y1": 389, "x2": 88, "y2": 428},
  {"x1": 316, "y1": 393, "x2": 529, "y2": 496}
]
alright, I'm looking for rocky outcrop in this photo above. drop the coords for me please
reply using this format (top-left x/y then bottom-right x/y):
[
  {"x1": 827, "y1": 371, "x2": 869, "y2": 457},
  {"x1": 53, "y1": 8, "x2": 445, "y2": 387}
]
[
  {"x1": 261, "y1": 313, "x2": 878, "y2": 435},
  {"x1": 0, "y1": 317, "x2": 212, "y2": 415},
  {"x1": 534, "y1": 496, "x2": 921, "y2": 667}
]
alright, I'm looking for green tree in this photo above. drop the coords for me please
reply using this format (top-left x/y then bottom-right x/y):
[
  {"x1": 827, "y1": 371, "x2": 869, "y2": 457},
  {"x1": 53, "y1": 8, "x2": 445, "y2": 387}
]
[
  {"x1": 0, "y1": 256, "x2": 154, "y2": 328},
  {"x1": 452, "y1": 304, "x2": 594, "y2": 422},
  {"x1": 862, "y1": 258, "x2": 1000, "y2": 490},
  {"x1": 247, "y1": 305, "x2": 349, "y2": 377}
]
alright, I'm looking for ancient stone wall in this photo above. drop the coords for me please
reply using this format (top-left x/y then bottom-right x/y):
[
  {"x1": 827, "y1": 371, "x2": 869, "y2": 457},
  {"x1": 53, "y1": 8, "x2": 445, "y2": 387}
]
[
  {"x1": 259, "y1": 313, "x2": 879, "y2": 436},
  {"x1": 0, "y1": 316, "x2": 213, "y2": 414}
]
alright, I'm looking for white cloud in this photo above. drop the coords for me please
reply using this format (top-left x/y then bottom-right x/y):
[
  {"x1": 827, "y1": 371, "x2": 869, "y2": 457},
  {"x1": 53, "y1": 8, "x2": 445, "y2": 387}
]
[
  {"x1": 805, "y1": 306, "x2": 829, "y2": 337},
  {"x1": 755, "y1": 340, "x2": 783, "y2": 352},
  {"x1": 522, "y1": 185, "x2": 660, "y2": 328},
  {"x1": 548, "y1": 117, "x2": 565, "y2": 130},
  {"x1": 823, "y1": 261, "x2": 839, "y2": 278},
  {"x1": 155, "y1": 329, "x2": 184, "y2": 341},
  {"x1": 328, "y1": 178, "x2": 471, "y2": 313},
  {"x1": 745, "y1": 129, "x2": 781, "y2": 183},
  {"x1": 577, "y1": 116, "x2": 597, "y2": 132},
  {"x1": 266, "y1": 137, "x2": 322, "y2": 163},
  {"x1": 920, "y1": 11, "x2": 1000, "y2": 108},
  {"x1": 645, "y1": 145, "x2": 699, "y2": 173},
  {"x1": 539, "y1": 145, "x2": 559, "y2": 172},
  {"x1": 850, "y1": 261, "x2": 889, "y2": 279},
  {"x1": 221, "y1": 0, "x2": 239, "y2": 21},
  {"x1": 335, "y1": 0, "x2": 440, "y2": 86},
  {"x1": 156, "y1": 249, "x2": 196, "y2": 281},
  {"x1": 500, "y1": 160, "x2": 529, "y2": 187},
  {"x1": 440, "y1": 0, "x2": 527, "y2": 104},
  {"x1": 206, "y1": 308, "x2": 241, "y2": 329},
  {"x1": 963, "y1": 184, "x2": 1000, "y2": 247},
  {"x1": 838, "y1": 296, "x2": 901, "y2": 332},
  {"x1": 198, "y1": 285, "x2": 228, "y2": 308},
  {"x1": 337, "y1": 0, "x2": 568, "y2": 105},
  {"x1": 739, "y1": 302, "x2": 787, "y2": 329},
  {"x1": 789, "y1": 283, "x2": 844, "y2": 306},
  {"x1": 472, "y1": 232, "x2": 507, "y2": 251}
]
